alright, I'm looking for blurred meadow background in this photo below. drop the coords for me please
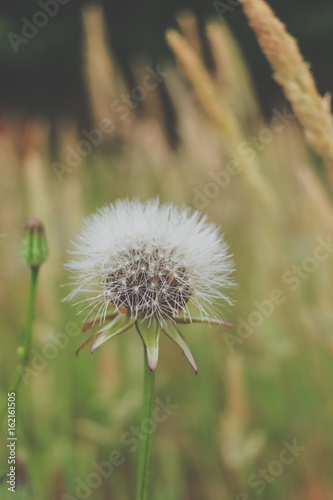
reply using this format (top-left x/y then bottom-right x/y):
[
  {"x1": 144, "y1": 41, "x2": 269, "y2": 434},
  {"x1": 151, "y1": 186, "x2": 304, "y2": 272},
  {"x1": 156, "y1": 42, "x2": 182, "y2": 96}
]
[{"x1": 1, "y1": 1, "x2": 333, "y2": 499}]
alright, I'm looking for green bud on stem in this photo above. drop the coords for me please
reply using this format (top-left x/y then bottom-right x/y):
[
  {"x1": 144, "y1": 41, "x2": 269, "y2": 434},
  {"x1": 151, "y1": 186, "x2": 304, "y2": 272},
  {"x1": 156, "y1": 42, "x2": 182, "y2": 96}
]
[{"x1": 21, "y1": 218, "x2": 49, "y2": 268}]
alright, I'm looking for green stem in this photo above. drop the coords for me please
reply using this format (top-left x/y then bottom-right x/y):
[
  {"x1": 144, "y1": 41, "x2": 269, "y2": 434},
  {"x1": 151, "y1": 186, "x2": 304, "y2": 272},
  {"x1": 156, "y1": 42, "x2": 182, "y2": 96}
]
[
  {"x1": 136, "y1": 348, "x2": 156, "y2": 500},
  {"x1": 10, "y1": 265, "x2": 39, "y2": 392}
]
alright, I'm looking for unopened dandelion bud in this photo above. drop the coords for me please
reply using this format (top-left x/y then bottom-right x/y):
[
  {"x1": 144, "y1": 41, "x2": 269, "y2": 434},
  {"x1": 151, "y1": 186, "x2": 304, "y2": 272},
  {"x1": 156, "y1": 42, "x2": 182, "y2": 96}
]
[{"x1": 21, "y1": 218, "x2": 49, "y2": 268}]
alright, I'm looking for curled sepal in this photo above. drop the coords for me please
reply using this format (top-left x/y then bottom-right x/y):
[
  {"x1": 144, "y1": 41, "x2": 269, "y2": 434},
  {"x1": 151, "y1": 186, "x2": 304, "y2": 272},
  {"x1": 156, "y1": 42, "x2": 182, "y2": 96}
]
[
  {"x1": 89, "y1": 313, "x2": 136, "y2": 354},
  {"x1": 82, "y1": 311, "x2": 119, "y2": 333},
  {"x1": 162, "y1": 319, "x2": 198, "y2": 374},
  {"x1": 136, "y1": 315, "x2": 161, "y2": 372},
  {"x1": 76, "y1": 332, "x2": 100, "y2": 356},
  {"x1": 175, "y1": 315, "x2": 234, "y2": 328}
]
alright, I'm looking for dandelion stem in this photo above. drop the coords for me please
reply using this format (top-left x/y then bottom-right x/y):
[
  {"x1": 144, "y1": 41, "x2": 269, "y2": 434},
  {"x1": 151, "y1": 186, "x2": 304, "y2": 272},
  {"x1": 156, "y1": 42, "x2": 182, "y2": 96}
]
[
  {"x1": 136, "y1": 348, "x2": 156, "y2": 500},
  {"x1": 10, "y1": 265, "x2": 40, "y2": 392}
]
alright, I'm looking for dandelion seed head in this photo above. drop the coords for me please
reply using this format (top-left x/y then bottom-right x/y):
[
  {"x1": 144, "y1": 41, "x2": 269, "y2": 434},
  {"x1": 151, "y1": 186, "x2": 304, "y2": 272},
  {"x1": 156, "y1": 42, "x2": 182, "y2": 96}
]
[{"x1": 65, "y1": 199, "x2": 234, "y2": 324}]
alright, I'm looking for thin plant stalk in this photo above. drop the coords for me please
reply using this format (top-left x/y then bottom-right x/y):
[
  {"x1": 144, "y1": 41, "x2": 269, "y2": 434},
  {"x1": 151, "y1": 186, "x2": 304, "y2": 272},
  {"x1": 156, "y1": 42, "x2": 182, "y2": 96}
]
[
  {"x1": 0, "y1": 266, "x2": 40, "y2": 427},
  {"x1": 136, "y1": 348, "x2": 156, "y2": 500},
  {"x1": 10, "y1": 266, "x2": 39, "y2": 392}
]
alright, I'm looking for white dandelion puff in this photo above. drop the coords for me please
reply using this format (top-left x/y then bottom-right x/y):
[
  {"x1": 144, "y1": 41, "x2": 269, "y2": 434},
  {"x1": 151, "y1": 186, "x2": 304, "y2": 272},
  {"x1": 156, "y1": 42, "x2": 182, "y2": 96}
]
[{"x1": 65, "y1": 199, "x2": 235, "y2": 372}]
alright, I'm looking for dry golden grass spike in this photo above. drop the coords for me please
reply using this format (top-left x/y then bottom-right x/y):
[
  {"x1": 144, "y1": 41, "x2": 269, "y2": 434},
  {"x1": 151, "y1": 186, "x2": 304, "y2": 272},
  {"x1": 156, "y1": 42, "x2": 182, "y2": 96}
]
[
  {"x1": 206, "y1": 22, "x2": 261, "y2": 129},
  {"x1": 81, "y1": 4, "x2": 131, "y2": 136},
  {"x1": 166, "y1": 29, "x2": 240, "y2": 141},
  {"x1": 176, "y1": 11, "x2": 204, "y2": 61},
  {"x1": 239, "y1": 0, "x2": 333, "y2": 183},
  {"x1": 166, "y1": 28, "x2": 277, "y2": 213}
]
